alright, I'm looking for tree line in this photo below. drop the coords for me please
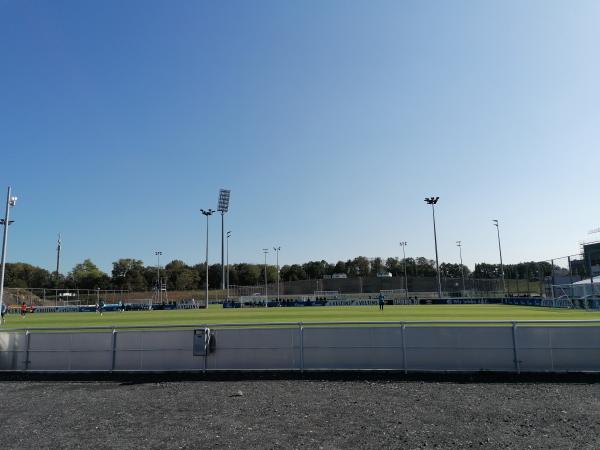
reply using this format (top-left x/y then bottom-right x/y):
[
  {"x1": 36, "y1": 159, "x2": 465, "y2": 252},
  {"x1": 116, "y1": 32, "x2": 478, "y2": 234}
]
[{"x1": 2, "y1": 256, "x2": 579, "y2": 291}]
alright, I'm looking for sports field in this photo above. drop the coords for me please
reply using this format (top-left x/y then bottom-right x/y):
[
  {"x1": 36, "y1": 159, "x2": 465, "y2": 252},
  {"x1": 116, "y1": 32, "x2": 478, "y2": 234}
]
[{"x1": 2, "y1": 304, "x2": 600, "y2": 329}]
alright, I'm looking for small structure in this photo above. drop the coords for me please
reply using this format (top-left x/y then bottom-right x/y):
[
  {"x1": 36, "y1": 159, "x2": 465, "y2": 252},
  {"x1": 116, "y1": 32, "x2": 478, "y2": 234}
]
[{"x1": 571, "y1": 276, "x2": 600, "y2": 298}]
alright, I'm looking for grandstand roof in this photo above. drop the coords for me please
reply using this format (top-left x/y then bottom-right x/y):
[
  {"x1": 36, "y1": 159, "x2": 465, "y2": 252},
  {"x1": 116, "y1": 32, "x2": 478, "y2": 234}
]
[{"x1": 573, "y1": 276, "x2": 600, "y2": 285}]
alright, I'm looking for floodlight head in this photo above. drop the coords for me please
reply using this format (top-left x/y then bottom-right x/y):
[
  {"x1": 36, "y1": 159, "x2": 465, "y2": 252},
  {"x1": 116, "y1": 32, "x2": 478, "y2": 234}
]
[
  {"x1": 493, "y1": 219, "x2": 499, "y2": 227},
  {"x1": 424, "y1": 196, "x2": 439, "y2": 205},
  {"x1": 201, "y1": 208, "x2": 215, "y2": 216},
  {"x1": 227, "y1": 231, "x2": 231, "y2": 238},
  {"x1": 217, "y1": 189, "x2": 231, "y2": 213},
  {"x1": 456, "y1": 241, "x2": 461, "y2": 246},
  {"x1": 9, "y1": 196, "x2": 17, "y2": 206},
  {"x1": 263, "y1": 248, "x2": 269, "y2": 253},
  {"x1": 399, "y1": 241, "x2": 407, "y2": 246},
  {"x1": 155, "y1": 251, "x2": 162, "y2": 256},
  {"x1": 274, "y1": 246, "x2": 281, "y2": 251}
]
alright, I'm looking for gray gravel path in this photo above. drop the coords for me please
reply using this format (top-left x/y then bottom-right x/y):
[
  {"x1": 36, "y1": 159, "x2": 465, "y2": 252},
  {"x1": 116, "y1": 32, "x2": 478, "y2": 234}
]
[{"x1": 1, "y1": 380, "x2": 599, "y2": 449}]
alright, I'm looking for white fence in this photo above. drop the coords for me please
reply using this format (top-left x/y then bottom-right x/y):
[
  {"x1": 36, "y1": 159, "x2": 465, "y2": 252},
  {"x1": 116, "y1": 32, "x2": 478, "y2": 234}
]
[{"x1": 2, "y1": 321, "x2": 600, "y2": 373}]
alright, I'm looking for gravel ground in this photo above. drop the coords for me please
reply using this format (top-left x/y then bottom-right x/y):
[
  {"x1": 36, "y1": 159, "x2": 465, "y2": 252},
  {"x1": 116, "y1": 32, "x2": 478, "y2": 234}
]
[{"x1": 1, "y1": 378, "x2": 599, "y2": 449}]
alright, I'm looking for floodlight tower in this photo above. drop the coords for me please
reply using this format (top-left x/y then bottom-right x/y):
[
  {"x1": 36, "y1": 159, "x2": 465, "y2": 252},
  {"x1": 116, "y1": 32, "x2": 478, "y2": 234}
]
[
  {"x1": 273, "y1": 246, "x2": 281, "y2": 301},
  {"x1": 226, "y1": 231, "x2": 231, "y2": 299},
  {"x1": 456, "y1": 241, "x2": 466, "y2": 296},
  {"x1": 217, "y1": 189, "x2": 231, "y2": 291},
  {"x1": 399, "y1": 241, "x2": 408, "y2": 299},
  {"x1": 55, "y1": 233, "x2": 62, "y2": 282},
  {"x1": 263, "y1": 248, "x2": 269, "y2": 307},
  {"x1": 424, "y1": 196, "x2": 442, "y2": 299},
  {"x1": 201, "y1": 208, "x2": 215, "y2": 309},
  {"x1": 0, "y1": 187, "x2": 17, "y2": 321},
  {"x1": 492, "y1": 219, "x2": 506, "y2": 296}
]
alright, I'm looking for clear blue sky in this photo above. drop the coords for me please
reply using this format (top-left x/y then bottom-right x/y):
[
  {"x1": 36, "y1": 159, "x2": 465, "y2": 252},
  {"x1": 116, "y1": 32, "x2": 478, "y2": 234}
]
[{"x1": 1, "y1": 0, "x2": 599, "y2": 274}]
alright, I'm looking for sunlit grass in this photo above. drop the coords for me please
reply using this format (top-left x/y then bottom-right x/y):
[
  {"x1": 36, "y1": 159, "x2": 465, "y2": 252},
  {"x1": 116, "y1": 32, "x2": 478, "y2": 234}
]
[{"x1": 2, "y1": 304, "x2": 600, "y2": 330}]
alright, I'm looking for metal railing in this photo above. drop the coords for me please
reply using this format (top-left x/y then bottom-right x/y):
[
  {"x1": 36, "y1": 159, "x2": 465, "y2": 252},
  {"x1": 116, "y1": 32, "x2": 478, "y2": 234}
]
[{"x1": 3, "y1": 320, "x2": 600, "y2": 374}]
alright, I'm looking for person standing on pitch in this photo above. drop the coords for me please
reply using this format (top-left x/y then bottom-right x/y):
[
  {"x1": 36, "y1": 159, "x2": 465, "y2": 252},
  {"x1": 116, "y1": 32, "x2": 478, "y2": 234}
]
[
  {"x1": 1, "y1": 302, "x2": 7, "y2": 324},
  {"x1": 378, "y1": 292, "x2": 385, "y2": 311}
]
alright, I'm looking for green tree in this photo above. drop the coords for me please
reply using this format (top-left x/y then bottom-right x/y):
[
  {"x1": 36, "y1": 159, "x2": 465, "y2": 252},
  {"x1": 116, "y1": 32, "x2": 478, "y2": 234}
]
[
  {"x1": 352, "y1": 256, "x2": 370, "y2": 277},
  {"x1": 333, "y1": 261, "x2": 347, "y2": 275},
  {"x1": 111, "y1": 259, "x2": 147, "y2": 291},
  {"x1": 280, "y1": 264, "x2": 307, "y2": 281},
  {"x1": 236, "y1": 263, "x2": 261, "y2": 286},
  {"x1": 70, "y1": 259, "x2": 110, "y2": 289}
]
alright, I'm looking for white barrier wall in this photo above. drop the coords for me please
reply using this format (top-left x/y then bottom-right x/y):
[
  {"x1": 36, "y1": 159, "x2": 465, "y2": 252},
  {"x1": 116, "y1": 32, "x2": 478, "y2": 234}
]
[{"x1": 1, "y1": 323, "x2": 600, "y2": 373}]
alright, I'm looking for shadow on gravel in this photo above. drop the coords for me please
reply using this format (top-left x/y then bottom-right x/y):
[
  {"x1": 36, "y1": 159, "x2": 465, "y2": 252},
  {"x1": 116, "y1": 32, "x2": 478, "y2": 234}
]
[{"x1": 1, "y1": 371, "x2": 600, "y2": 384}]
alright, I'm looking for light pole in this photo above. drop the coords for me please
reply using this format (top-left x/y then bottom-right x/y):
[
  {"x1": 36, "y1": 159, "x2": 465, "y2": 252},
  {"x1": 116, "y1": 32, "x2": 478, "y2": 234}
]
[
  {"x1": 0, "y1": 187, "x2": 17, "y2": 321},
  {"x1": 399, "y1": 241, "x2": 408, "y2": 299},
  {"x1": 154, "y1": 251, "x2": 162, "y2": 309},
  {"x1": 263, "y1": 248, "x2": 269, "y2": 307},
  {"x1": 456, "y1": 241, "x2": 466, "y2": 296},
  {"x1": 424, "y1": 196, "x2": 442, "y2": 299},
  {"x1": 217, "y1": 189, "x2": 231, "y2": 291},
  {"x1": 273, "y1": 246, "x2": 281, "y2": 301},
  {"x1": 201, "y1": 208, "x2": 215, "y2": 309},
  {"x1": 493, "y1": 219, "x2": 506, "y2": 296},
  {"x1": 55, "y1": 233, "x2": 62, "y2": 283},
  {"x1": 226, "y1": 231, "x2": 231, "y2": 300}
]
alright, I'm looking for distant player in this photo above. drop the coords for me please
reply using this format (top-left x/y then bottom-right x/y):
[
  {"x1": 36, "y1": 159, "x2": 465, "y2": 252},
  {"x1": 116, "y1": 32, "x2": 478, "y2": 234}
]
[
  {"x1": 378, "y1": 293, "x2": 385, "y2": 311},
  {"x1": 20, "y1": 302, "x2": 27, "y2": 318},
  {"x1": 1, "y1": 302, "x2": 7, "y2": 324}
]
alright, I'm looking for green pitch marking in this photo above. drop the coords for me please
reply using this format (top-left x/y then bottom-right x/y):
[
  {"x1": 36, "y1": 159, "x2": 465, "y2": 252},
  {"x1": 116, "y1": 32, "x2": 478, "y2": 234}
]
[{"x1": 3, "y1": 304, "x2": 600, "y2": 329}]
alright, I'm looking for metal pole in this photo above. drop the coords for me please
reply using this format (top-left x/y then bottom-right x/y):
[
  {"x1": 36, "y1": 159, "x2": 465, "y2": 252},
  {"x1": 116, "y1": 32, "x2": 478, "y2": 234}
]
[
  {"x1": 226, "y1": 231, "x2": 231, "y2": 300},
  {"x1": 154, "y1": 251, "x2": 162, "y2": 309},
  {"x1": 400, "y1": 242, "x2": 408, "y2": 299},
  {"x1": 0, "y1": 187, "x2": 15, "y2": 320},
  {"x1": 493, "y1": 220, "x2": 506, "y2": 296},
  {"x1": 221, "y1": 212, "x2": 225, "y2": 291},
  {"x1": 263, "y1": 249, "x2": 269, "y2": 307},
  {"x1": 55, "y1": 233, "x2": 61, "y2": 283},
  {"x1": 201, "y1": 209, "x2": 214, "y2": 309},
  {"x1": 568, "y1": 256, "x2": 573, "y2": 286},
  {"x1": 431, "y1": 204, "x2": 442, "y2": 299},
  {"x1": 588, "y1": 251, "x2": 595, "y2": 300},
  {"x1": 457, "y1": 241, "x2": 466, "y2": 296},
  {"x1": 206, "y1": 215, "x2": 209, "y2": 307},
  {"x1": 274, "y1": 246, "x2": 281, "y2": 301},
  {"x1": 550, "y1": 259, "x2": 555, "y2": 300}
]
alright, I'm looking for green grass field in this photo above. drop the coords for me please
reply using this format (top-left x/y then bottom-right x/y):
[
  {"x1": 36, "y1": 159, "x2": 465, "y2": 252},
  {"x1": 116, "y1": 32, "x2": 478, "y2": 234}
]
[{"x1": 3, "y1": 304, "x2": 600, "y2": 329}]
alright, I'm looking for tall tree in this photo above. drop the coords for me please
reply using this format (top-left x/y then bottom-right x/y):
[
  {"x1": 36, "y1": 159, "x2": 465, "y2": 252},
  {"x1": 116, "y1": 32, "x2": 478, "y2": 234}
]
[
  {"x1": 70, "y1": 259, "x2": 110, "y2": 289},
  {"x1": 111, "y1": 259, "x2": 147, "y2": 291}
]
